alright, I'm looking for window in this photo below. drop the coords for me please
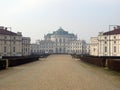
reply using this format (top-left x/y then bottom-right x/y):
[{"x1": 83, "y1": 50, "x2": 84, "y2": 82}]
[
  {"x1": 104, "y1": 36, "x2": 107, "y2": 39},
  {"x1": 59, "y1": 48, "x2": 62, "y2": 52},
  {"x1": 105, "y1": 41, "x2": 107, "y2": 44},
  {"x1": 114, "y1": 36, "x2": 116, "y2": 39},
  {"x1": 114, "y1": 41, "x2": 116, "y2": 44},
  {"x1": 13, "y1": 41, "x2": 16, "y2": 44},
  {"x1": 56, "y1": 48, "x2": 58, "y2": 53},
  {"x1": 4, "y1": 46, "x2": 6, "y2": 52},
  {"x1": 59, "y1": 38, "x2": 62, "y2": 43},
  {"x1": 13, "y1": 47, "x2": 15, "y2": 52},
  {"x1": 4, "y1": 41, "x2": 6, "y2": 44},
  {"x1": 13, "y1": 37, "x2": 16, "y2": 40},
  {"x1": 63, "y1": 39, "x2": 65, "y2": 43},
  {"x1": 105, "y1": 47, "x2": 107, "y2": 52},
  {"x1": 114, "y1": 46, "x2": 116, "y2": 52},
  {"x1": 4, "y1": 36, "x2": 7, "y2": 39}
]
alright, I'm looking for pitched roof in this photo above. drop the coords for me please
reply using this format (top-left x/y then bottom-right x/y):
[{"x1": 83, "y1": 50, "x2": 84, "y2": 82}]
[
  {"x1": 103, "y1": 28, "x2": 120, "y2": 35},
  {"x1": 0, "y1": 28, "x2": 18, "y2": 36}
]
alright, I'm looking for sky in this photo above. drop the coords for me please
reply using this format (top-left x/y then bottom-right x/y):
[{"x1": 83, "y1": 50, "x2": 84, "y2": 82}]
[{"x1": 0, "y1": 0, "x2": 120, "y2": 43}]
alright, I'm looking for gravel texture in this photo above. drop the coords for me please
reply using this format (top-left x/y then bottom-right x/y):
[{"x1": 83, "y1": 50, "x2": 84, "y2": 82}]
[{"x1": 0, "y1": 55, "x2": 120, "y2": 90}]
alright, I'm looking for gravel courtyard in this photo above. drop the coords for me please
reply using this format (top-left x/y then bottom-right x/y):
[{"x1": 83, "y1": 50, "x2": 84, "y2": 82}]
[{"x1": 0, "y1": 55, "x2": 120, "y2": 90}]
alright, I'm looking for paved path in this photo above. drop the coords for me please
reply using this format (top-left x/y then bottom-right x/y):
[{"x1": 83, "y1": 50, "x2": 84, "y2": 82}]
[{"x1": 0, "y1": 55, "x2": 120, "y2": 90}]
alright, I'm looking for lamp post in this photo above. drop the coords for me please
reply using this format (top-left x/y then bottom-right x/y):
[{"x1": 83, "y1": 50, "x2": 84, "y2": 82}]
[{"x1": 108, "y1": 25, "x2": 120, "y2": 56}]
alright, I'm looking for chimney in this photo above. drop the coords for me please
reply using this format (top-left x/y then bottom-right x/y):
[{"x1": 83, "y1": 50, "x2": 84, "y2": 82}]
[
  {"x1": 5, "y1": 27, "x2": 7, "y2": 30},
  {"x1": 99, "y1": 32, "x2": 103, "y2": 35},
  {"x1": 17, "y1": 32, "x2": 22, "y2": 36},
  {"x1": 113, "y1": 26, "x2": 117, "y2": 30},
  {"x1": 117, "y1": 26, "x2": 120, "y2": 29},
  {"x1": 0, "y1": 26, "x2": 4, "y2": 29}
]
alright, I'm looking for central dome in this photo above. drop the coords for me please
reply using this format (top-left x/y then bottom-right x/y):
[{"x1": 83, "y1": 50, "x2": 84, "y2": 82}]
[{"x1": 53, "y1": 27, "x2": 68, "y2": 35}]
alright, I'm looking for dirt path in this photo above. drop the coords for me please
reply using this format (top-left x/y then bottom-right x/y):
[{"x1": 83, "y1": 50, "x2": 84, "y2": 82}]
[{"x1": 0, "y1": 55, "x2": 120, "y2": 90}]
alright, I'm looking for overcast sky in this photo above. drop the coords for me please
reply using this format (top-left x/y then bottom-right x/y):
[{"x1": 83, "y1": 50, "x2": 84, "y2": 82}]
[{"x1": 0, "y1": 0, "x2": 120, "y2": 43}]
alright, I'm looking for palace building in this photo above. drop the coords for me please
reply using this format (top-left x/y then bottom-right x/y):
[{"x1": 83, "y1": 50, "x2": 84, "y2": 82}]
[
  {"x1": 31, "y1": 27, "x2": 87, "y2": 55},
  {"x1": 0, "y1": 26, "x2": 31, "y2": 56},
  {"x1": 90, "y1": 26, "x2": 120, "y2": 56}
]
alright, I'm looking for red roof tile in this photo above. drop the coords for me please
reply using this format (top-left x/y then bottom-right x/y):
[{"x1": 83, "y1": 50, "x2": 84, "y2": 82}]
[
  {"x1": 0, "y1": 28, "x2": 18, "y2": 36},
  {"x1": 103, "y1": 28, "x2": 120, "y2": 35}
]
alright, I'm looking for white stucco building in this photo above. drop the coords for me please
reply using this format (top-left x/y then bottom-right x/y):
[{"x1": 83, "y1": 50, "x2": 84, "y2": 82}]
[
  {"x1": 67, "y1": 40, "x2": 86, "y2": 54},
  {"x1": 22, "y1": 37, "x2": 31, "y2": 56},
  {"x1": 90, "y1": 37, "x2": 98, "y2": 56},
  {"x1": 31, "y1": 27, "x2": 87, "y2": 54},
  {"x1": 31, "y1": 44, "x2": 39, "y2": 55},
  {"x1": 90, "y1": 26, "x2": 120, "y2": 56},
  {"x1": 86, "y1": 43, "x2": 90, "y2": 55},
  {"x1": 0, "y1": 26, "x2": 31, "y2": 56}
]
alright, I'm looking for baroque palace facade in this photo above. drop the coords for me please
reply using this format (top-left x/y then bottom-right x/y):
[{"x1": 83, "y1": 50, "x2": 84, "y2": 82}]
[
  {"x1": 90, "y1": 26, "x2": 120, "y2": 56},
  {"x1": 0, "y1": 26, "x2": 31, "y2": 56},
  {"x1": 31, "y1": 27, "x2": 87, "y2": 54}
]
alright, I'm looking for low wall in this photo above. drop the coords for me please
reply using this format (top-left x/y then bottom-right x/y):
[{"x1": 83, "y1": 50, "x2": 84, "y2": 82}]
[
  {"x1": 72, "y1": 55, "x2": 120, "y2": 72},
  {"x1": 0, "y1": 56, "x2": 39, "y2": 70},
  {"x1": 107, "y1": 59, "x2": 120, "y2": 72},
  {"x1": 8, "y1": 56, "x2": 39, "y2": 67},
  {"x1": 0, "y1": 54, "x2": 50, "y2": 70},
  {"x1": 0, "y1": 59, "x2": 8, "y2": 70},
  {"x1": 80, "y1": 56, "x2": 106, "y2": 67},
  {"x1": 0, "y1": 60, "x2": 6, "y2": 70}
]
